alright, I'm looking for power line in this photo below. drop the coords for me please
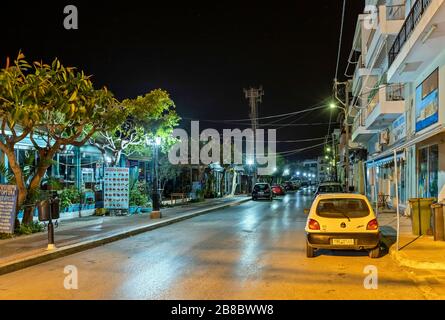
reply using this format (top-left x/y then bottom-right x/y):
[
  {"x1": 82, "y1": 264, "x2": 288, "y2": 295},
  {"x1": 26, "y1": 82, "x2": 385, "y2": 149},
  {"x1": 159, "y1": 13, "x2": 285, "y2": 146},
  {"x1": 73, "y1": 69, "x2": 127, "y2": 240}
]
[
  {"x1": 182, "y1": 103, "x2": 327, "y2": 123},
  {"x1": 335, "y1": 0, "x2": 346, "y2": 81}
]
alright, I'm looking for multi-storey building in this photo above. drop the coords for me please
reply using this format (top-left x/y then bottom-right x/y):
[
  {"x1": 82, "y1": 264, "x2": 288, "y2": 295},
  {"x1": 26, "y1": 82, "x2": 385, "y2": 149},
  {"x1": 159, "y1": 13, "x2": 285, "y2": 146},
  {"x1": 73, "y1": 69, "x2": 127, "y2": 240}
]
[{"x1": 347, "y1": 0, "x2": 445, "y2": 209}]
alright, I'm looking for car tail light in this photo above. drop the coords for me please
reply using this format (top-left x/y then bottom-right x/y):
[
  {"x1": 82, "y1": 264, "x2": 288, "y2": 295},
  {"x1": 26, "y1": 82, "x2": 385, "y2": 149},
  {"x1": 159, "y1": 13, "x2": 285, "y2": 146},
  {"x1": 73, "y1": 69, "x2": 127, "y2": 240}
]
[
  {"x1": 367, "y1": 219, "x2": 379, "y2": 230},
  {"x1": 308, "y1": 219, "x2": 320, "y2": 230}
]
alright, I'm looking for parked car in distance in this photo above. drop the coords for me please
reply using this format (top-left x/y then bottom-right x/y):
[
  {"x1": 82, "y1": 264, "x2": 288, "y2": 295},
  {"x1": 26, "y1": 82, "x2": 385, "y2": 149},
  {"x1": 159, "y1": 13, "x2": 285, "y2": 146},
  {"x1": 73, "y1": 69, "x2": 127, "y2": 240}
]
[
  {"x1": 271, "y1": 185, "x2": 286, "y2": 196},
  {"x1": 300, "y1": 181, "x2": 309, "y2": 188},
  {"x1": 314, "y1": 182, "x2": 345, "y2": 197},
  {"x1": 304, "y1": 193, "x2": 380, "y2": 258},
  {"x1": 284, "y1": 181, "x2": 295, "y2": 191},
  {"x1": 290, "y1": 180, "x2": 301, "y2": 189},
  {"x1": 252, "y1": 183, "x2": 273, "y2": 201}
]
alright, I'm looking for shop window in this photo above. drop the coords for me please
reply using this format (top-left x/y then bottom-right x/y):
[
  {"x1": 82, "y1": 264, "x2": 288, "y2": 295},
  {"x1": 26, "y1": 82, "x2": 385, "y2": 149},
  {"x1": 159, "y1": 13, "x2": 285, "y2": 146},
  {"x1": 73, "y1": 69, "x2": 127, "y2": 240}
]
[{"x1": 418, "y1": 145, "x2": 438, "y2": 198}]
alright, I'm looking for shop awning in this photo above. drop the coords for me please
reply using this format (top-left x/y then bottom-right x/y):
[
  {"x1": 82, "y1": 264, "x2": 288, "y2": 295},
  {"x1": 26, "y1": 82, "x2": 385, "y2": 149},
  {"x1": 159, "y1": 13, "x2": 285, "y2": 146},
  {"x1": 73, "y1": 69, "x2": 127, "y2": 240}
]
[{"x1": 366, "y1": 152, "x2": 405, "y2": 168}]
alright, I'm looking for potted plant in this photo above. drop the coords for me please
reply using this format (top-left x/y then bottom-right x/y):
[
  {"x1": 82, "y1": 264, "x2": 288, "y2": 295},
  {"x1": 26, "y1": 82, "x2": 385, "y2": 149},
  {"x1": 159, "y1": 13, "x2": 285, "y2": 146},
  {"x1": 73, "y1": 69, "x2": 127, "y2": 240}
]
[
  {"x1": 129, "y1": 181, "x2": 150, "y2": 214},
  {"x1": 58, "y1": 187, "x2": 81, "y2": 212}
]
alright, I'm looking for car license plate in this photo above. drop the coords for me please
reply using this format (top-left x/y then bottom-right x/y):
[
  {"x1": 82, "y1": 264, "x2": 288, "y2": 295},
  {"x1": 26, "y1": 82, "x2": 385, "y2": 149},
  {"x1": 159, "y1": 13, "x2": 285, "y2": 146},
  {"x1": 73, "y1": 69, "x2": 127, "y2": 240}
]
[
  {"x1": 332, "y1": 239, "x2": 355, "y2": 245},
  {"x1": 258, "y1": 192, "x2": 264, "y2": 196}
]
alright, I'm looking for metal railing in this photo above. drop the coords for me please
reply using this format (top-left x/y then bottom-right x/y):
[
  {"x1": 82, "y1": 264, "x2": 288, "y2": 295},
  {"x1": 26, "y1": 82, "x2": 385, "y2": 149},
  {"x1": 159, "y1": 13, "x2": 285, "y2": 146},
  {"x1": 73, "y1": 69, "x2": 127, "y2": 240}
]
[
  {"x1": 367, "y1": 84, "x2": 405, "y2": 116},
  {"x1": 352, "y1": 110, "x2": 367, "y2": 133},
  {"x1": 386, "y1": 84, "x2": 405, "y2": 101},
  {"x1": 386, "y1": 4, "x2": 406, "y2": 21},
  {"x1": 389, "y1": 0, "x2": 432, "y2": 66}
]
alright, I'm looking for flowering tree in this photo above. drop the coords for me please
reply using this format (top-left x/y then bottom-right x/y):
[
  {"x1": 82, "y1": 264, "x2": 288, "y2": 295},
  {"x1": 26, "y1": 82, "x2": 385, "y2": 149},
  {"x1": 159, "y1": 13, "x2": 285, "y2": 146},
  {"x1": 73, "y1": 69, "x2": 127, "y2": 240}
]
[
  {"x1": 0, "y1": 53, "x2": 120, "y2": 224},
  {"x1": 89, "y1": 89, "x2": 179, "y2": 167}
]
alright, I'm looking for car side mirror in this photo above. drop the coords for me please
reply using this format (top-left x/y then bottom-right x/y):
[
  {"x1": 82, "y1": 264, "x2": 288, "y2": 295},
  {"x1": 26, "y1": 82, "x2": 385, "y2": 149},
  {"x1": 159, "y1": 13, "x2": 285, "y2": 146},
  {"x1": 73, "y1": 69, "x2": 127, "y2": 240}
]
[{"x1": 304, "y1": 209, "x2": 310, "y2": 215}]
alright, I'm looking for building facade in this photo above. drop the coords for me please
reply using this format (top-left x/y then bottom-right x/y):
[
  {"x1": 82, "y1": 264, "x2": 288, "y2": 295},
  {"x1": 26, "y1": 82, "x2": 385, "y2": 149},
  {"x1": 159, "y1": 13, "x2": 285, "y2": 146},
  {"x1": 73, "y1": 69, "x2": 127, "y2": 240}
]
[{"x1": 346, "y1": 0, "x2": 445, "y2": 209}]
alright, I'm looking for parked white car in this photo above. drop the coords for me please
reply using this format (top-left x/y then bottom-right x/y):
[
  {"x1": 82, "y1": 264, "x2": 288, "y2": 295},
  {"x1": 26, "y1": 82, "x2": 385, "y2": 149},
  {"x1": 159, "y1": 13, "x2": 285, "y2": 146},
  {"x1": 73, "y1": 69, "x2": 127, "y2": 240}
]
[{"x1": 304, "y1": 193, "x2": 380, "y2": 258}]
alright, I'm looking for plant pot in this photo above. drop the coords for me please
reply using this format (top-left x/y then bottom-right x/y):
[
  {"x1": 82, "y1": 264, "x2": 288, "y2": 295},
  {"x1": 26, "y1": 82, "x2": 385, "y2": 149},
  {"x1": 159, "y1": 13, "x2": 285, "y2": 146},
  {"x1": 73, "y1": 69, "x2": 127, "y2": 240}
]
[{"x1": 129, "y1": 206, "x2": 140, "y2": 214}]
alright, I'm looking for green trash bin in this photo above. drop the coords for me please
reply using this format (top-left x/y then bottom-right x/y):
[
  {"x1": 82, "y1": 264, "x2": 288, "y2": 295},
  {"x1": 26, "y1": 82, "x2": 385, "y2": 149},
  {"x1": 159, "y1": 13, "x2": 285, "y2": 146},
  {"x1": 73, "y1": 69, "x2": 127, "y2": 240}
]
[{"x1": 409, "y1": 198, "x2": 436, "y2": 236}]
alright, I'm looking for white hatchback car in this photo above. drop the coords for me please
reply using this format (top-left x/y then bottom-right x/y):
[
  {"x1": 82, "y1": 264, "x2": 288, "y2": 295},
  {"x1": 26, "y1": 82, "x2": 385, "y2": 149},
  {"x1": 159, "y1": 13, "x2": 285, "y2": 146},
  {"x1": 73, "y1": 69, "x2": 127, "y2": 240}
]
[{"x1": 304, "y1": 193, "x2": 380, "y2": 258}]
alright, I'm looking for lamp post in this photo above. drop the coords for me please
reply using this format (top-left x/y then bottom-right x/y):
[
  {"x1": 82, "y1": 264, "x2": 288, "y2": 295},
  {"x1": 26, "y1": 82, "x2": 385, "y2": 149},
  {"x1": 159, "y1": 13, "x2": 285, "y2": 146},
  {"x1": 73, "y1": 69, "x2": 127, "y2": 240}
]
[
  {"x1": 330, "y1": 102, "x2": 349, "y2": 190},
  {"x1": 151, "y1": 136, "x2": 162, "y2": 219},
  {"x1": 247, "y1": 158, "x2": 254, "y2": 191}
]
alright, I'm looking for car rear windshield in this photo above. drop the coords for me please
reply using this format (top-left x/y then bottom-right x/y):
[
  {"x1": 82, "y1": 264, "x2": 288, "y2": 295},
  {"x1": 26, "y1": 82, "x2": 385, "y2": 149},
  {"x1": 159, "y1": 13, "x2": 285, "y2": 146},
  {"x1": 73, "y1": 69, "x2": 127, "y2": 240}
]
[
  {"x1": 316, "y1": 198, "x2": 370, "y2": 218},
  {"x1": 318, "y1": 185, "x2": 343, "y2": 193},
  {"x1": 254, "y1": 184, "x2": 269, "y2": 191}
]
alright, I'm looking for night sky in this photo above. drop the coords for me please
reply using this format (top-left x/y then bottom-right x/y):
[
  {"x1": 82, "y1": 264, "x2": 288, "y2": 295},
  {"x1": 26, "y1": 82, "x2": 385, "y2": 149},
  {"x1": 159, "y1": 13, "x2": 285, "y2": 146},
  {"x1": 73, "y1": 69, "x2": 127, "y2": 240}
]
[{"x1": 1, "y1": 0, "x2": 364, "y2": 159}]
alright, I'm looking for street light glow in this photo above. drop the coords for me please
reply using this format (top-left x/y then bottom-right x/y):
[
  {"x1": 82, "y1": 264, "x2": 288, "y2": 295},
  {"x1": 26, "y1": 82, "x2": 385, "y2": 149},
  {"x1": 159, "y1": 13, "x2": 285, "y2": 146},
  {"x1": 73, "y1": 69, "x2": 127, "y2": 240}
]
[
  {"x1": 329, "y1": 103, "x2": 337, "y2": 109},
  {"x1": 247, "y1": 158, "x2": 254, "y2": 165}
]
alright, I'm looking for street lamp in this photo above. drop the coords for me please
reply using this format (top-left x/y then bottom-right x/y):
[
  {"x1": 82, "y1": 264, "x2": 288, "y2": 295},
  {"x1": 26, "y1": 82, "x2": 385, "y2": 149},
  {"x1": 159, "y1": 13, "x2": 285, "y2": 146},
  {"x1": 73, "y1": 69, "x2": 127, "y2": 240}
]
[
  {"x1": 151, "y1": 136, "x2": 162, "y2": 219},
  {"x1": 296, "y1": 171, "x2": 300, "y2": 176}
]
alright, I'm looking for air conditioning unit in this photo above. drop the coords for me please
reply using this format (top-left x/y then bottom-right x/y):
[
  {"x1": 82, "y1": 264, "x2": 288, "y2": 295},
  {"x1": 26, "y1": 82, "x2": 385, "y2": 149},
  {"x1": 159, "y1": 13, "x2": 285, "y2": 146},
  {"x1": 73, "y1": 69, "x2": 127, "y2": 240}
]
[
  {"x1": 375, "y1": 142, "x2": 382, "y2": 153},
  {"x1": 379, "y1": 130, "x2": 390, "y2": 145}
]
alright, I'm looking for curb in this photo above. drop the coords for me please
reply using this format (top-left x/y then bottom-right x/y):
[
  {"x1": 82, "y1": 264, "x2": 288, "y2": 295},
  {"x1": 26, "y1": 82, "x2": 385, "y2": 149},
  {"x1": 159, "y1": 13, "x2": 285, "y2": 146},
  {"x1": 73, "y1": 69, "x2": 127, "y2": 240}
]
[
  {"x1": 389, "y1": 247, "x2": 445, "y2": 271},
  {"x1": 381, "y1": 233, "x2": 445, "y2": 271},
  {"x1": 0, "y1": 198, "x2": 250, "y2": 276}
]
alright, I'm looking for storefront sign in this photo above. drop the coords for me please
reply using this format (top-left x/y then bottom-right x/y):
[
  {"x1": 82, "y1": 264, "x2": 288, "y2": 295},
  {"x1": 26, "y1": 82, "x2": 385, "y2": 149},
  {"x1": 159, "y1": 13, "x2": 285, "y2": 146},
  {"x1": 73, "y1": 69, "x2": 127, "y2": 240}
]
[
  {"x1": 104, "y1": 167, "x2": 130, "y2": 209},
  {"x1": 416, "y1": 69, "x2": 439, "y2": 132},
  {"x1": 0, "y1": 185, "x2": 18, "y2": 234}
]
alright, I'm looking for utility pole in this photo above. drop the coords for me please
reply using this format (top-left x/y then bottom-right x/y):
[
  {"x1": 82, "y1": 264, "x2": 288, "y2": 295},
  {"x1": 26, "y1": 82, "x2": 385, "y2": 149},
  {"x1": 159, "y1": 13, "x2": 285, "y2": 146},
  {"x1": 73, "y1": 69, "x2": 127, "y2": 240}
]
[
  {"x1": 244, "y1": 86, "x2": 264, "y2": 189},
  {"x1": 334, "y1": 80, "x2": 350, "y2": 191}
]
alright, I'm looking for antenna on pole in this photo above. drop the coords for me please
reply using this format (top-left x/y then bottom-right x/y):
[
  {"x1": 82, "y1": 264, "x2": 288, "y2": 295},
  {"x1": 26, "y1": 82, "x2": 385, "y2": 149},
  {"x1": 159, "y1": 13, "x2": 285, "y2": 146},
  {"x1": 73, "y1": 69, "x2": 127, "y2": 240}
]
[{"x1": 244, "y1": 86, "x2": 264, "y2": 189}]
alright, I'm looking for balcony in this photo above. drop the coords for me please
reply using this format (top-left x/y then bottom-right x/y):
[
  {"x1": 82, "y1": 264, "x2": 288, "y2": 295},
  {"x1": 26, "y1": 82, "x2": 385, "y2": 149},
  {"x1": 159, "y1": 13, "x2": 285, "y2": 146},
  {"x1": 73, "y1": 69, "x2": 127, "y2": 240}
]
[
  {"x1": 352, "y1": 55, "x2": 381, "y2": 97},
  {"x1": 351, "y1": 110, "x2": 378, "y2": 144},
  {"x1": 365, "y1": 84, "x2": 405, "y2": 130},
  {"x1": 365, "y1": 4, "x2": 406, "y2": 68},
  {"x1": 388, "y1": 0, "x2": 445, "y2": 83}
]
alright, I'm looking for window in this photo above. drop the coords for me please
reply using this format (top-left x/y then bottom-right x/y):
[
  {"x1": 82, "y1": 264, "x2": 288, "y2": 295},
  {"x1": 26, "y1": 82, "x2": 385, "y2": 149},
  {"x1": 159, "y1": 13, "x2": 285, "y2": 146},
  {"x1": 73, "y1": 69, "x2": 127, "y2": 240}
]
[
  {"x1": 254, "y1": 184, "x2": 269, "y2": 191},
  {"x1": 318, "y1": 185, "x2": 344, "y2": 193},
  {"x1": 422, "y1": 69, "x2": 438, "y2": 99},
  {"x1": 418, "y1": 145, "x2": 438, "y2": 198},
  {"x1": 316, "y1": 198, "x2": 370, "y2": 219}
]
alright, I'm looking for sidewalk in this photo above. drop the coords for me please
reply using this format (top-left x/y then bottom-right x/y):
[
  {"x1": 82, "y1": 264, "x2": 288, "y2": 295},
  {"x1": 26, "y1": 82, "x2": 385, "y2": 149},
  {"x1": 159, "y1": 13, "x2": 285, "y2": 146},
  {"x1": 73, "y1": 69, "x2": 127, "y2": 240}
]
[
  {"x1": 0, "y1": 195, "x2": 250, "y2": 275},
  {"x1": 378, "y1": 212, "x2": 445, "y2": 271}
]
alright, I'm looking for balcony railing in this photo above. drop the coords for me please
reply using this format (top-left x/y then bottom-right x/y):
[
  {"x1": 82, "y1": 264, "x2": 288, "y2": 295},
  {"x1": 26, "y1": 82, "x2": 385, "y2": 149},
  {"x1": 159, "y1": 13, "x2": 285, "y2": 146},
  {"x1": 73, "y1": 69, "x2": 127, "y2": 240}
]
[
  {"x1": 352, "y1": 110, "x2": 366, "y2": 133},
  {"x1": 386, "y1": 83, "x2": 405, "y2": 101},
  {"x1": 366, "y1": 84, "x2": 405, "y2": 116},
  {"x1": 389, "y1": 0, "x2": 432, "y2": 66},
  {"x1": 386, "y1": 4, "x2": 406, "y2": 20}
]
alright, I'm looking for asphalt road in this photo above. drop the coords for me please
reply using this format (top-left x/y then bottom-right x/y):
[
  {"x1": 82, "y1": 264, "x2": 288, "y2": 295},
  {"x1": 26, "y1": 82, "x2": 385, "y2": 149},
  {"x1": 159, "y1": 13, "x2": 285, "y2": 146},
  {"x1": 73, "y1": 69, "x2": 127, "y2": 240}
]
[{"x1": 0, "y1": 190, "x2": 436, "y2": 299}]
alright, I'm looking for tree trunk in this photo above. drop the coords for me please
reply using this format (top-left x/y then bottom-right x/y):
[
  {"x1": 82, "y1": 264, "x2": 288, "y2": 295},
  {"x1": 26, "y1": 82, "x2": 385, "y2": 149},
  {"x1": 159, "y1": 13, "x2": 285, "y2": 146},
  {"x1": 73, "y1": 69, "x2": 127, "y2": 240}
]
[
  {"x1": 22, "y1": 150, "x2": 57, "y2": 225},
  {"x1": 3, "y1": 148, "x2": 27, "y2": 227}
]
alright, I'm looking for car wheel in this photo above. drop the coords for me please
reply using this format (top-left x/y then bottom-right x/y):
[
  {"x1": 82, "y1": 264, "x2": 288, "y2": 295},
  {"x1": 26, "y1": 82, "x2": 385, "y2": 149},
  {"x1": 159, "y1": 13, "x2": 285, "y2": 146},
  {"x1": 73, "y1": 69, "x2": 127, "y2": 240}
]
[
  {"x1": 306, "y1": 242, "x2": 315, "y2": 258},
  {"x1": 369, "y1": 245, "x2": 380, "y2": 259}
]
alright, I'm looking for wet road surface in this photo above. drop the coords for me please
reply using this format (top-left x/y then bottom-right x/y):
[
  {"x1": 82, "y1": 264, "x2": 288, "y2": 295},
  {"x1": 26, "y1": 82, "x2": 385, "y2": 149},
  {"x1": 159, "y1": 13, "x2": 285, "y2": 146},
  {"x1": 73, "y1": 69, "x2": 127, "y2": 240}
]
[{"x1": 0, "y1": 191, "x2": 437, "y2": 299}]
